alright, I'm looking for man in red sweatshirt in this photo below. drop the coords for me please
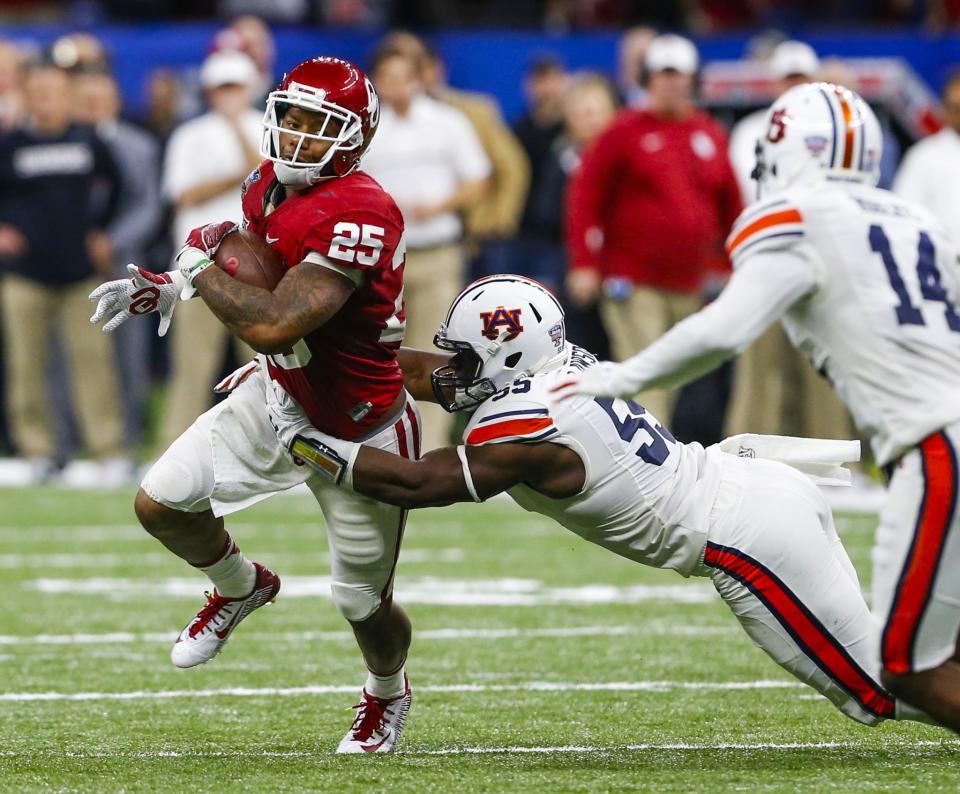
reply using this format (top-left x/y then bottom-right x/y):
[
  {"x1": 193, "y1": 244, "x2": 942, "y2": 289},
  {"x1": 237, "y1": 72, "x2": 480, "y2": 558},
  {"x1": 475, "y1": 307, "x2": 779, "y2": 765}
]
[{"x1": 566, "y1": 34, "x2": 742, "y2": 423}]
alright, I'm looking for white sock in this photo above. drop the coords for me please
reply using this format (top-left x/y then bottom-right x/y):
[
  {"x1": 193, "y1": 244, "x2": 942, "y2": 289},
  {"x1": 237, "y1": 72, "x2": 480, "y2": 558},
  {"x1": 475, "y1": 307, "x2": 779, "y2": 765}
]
[
  {"x1": 365, "y1": 665, "x2": 406, "y2": 699},
  {"x1": 194, "y1": 536, "x2": 256, "y2": 598}
]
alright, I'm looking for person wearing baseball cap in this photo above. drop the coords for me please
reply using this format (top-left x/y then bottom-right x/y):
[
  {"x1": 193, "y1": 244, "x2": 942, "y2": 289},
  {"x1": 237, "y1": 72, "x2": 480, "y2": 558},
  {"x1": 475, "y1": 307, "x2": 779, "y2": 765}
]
[
  {"x1": 154, "y1": 48, "x2": 262, "y2": 452},
  {"x1": 729, "y1": 41, "x2": 821, "y2": 203},
  {"x1": 566, "y1": 33, "x2": 742, "y2": 437}
]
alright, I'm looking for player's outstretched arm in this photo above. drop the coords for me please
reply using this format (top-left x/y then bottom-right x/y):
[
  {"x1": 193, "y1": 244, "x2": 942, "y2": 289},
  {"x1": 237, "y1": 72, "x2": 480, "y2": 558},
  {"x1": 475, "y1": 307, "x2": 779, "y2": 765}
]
[
  {"x1": 396, "y1": 347, "x2": 451, "y2": 403},
  {"x1": 193, "y1": 262, "x2": 355, "y2": 354},
  {"x1": 349, "y1": 442, "x2": 578, "y2": 509},
  {"x1": 551, "y1": 248, "x2": 817, "y2": 401}
]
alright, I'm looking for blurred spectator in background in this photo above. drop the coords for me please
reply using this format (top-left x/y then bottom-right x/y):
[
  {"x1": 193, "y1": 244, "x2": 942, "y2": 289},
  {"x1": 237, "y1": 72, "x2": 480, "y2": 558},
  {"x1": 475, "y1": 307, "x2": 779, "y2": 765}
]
[
  {"x1": 141, "y1": 69, "x2": 183, "y2": 143},
  {"x1": 156, "y1": 49, "x2": 260, "y2": 452},
  {"x1": 0, "y1": 41, "x2": 25, "y2": 130},
  {"x1": 73, "y1": 67, "x2": 163, "y2": 448},
  {"x1": 216, "y1": 0, "x2": 307, "y2": 23},
  {"x1": 417, "y1": 40, "x2": 530, "y2": 281},
  {"x1": 565, "y1": 34, "x2": 741, "y2": 432},
  {"x1": 212, "y1": 15, "x2": 276, "y2": 104},
  {"x1": 49, "y1": 32, "x2": 109, "y2": 72},
  {"x1": 723, "y1": 39, "x2": 854, "y2": 443},
  {"x1": 527, "y1": 71, "x2": 618, "y2": 356},
  {"x1": 363, "y1": 45, "x2": 491, "y2": 451},
  {"x1": 0, "y1": 58, "x2": 126, "y2": 483},
  {"x1": 618, "y1": 26, "x2": 656, "y2": 107},
  {"x1": 728, "y1": 39, "x2": 820, "y2": 203},
  {"x1": 510, "y1": 55, "x2": 568, "y2": 285},
  {"x1": 895, "y1": 71, "x2": 960, "y2": 241}
]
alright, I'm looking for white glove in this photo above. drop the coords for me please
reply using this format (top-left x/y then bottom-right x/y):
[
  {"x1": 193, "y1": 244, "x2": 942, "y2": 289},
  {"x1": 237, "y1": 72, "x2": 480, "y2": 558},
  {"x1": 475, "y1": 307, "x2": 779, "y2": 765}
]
[
  {"x1": 550, "y1": 361, "x2": 642, "y2": 402},
  {"x1": 214, "y1": 359, "x2": 260, "y2": 394},
  {"x1": 88, "y1": 264, "x2": 185, "y2": 337}
]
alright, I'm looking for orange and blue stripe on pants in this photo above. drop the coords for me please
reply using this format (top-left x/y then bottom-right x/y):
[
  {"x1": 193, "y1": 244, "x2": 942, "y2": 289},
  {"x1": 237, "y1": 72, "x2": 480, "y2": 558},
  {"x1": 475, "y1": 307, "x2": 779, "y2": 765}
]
[{"x1": 881, "y1": 431, "x2": 960, "y2": 675}]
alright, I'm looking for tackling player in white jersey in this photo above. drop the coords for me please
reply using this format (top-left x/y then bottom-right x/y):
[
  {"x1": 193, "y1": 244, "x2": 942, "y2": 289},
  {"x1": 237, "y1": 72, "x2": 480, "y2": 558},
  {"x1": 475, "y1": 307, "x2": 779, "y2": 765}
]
[
  {"x1": 251, "y1": 273, "x2": 941, "y2": 731},
  {"x1": 553, "y1": 82, "x2": 960, "y2": 731}
]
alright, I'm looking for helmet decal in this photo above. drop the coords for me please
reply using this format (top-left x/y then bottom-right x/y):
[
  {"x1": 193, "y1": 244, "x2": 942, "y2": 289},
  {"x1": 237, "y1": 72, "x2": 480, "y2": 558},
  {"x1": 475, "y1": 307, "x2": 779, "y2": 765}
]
[
  {"x1": 766, "y1": 109, "x2": 789, "y2": 143},
  {"x1": 480, "y1": 306, "x2": 523, "y2": 341},
  {"x1": 804, "y1": 135, "x2": 829, "y2": 156},
  {"x1": 364, "y1": 77, "x2": 380, "y2": 128}
]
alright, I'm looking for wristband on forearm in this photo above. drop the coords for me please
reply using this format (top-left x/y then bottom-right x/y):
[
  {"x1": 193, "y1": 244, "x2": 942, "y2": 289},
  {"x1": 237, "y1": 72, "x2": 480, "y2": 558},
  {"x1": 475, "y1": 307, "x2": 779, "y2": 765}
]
[
  {"x1": 290, "y1": 434, "x2": 359, "y2": 488},
  {"x1": 176, "y1": 246, "x2": 214, "y2": 299}
]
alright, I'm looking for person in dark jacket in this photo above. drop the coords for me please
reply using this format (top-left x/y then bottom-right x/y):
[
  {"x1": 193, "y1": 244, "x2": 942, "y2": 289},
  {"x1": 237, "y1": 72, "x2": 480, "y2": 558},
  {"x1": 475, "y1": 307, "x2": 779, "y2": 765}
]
[{"x1": 0, "y1": 58, "x2": 127, "y2": 483}]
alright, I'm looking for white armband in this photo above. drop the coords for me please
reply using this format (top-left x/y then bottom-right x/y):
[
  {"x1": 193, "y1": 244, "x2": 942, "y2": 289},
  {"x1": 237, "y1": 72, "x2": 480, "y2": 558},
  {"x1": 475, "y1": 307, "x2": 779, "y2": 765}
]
[{"x1": 457, "y1": 445, "x2": 482, "y2": 503}]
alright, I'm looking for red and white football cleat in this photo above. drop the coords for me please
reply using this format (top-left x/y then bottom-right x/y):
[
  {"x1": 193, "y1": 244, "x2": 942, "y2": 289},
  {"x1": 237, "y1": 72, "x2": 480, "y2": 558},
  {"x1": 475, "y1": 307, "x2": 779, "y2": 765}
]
[
  {"x1": 170, "y1": 562, "x2": 280, "y2": 669},
  {"x1": 336, "y1": 676, "x2": 412, "y2": 754}
]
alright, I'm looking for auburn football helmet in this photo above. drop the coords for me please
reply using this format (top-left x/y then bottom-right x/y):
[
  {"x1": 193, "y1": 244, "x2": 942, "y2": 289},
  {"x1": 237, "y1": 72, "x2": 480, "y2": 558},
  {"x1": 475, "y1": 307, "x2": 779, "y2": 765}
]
[
  {"x1": 431, "y1": 275, "x2": 567, "y2": 412},
  {"x1": 260, "y1": 56, "x2": 380, "y2": 186},
  {"x1": 752, "y1": 81, "x2": 882, "y2": 198}
]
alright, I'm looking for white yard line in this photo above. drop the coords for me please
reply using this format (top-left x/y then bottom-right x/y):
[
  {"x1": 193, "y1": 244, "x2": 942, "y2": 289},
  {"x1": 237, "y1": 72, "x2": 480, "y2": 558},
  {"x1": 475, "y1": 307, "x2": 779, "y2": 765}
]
[
  {"x1": 0, "y1": 679, "x2": 804, "y2": 703},
  {"x1": 0, "y1": 739, "x2": 955, "y2": 758},
  {"x1": 412, "y1": 739, "x2": 960, "y2": 756},
  {"x1": 23, "y1": 575, "x2": 717, "y2": 606},
  {"x1": 0, "y1": 548, "x2": 464, "y2": 569},
  {"x1": 0, "y1": 623, "x2": 731, "y2": 646}
]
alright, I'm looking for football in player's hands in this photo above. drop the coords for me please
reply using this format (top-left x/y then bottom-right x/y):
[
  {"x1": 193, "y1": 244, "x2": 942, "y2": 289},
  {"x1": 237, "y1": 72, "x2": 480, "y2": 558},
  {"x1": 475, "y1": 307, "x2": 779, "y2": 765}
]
[{"x1": 214, "y1": 229, "x2": 286, "y2": 291}]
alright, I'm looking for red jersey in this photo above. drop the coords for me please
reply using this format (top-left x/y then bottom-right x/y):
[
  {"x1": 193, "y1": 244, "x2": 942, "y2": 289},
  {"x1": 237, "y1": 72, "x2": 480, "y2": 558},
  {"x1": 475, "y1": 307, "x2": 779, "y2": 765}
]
[
  {"x1": 566, "y1": 108, "x2": 743, "y2": 294},
  {"x1": 240, "y1": 162, "x2": 406, "y2": 439}
]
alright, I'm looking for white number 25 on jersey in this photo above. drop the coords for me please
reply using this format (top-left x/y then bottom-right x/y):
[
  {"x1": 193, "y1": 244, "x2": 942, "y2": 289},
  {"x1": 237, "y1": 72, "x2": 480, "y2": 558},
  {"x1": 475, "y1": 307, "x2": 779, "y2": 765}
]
[{"x1": 327, "y1": 222, "x2": 384, "y2": 266}]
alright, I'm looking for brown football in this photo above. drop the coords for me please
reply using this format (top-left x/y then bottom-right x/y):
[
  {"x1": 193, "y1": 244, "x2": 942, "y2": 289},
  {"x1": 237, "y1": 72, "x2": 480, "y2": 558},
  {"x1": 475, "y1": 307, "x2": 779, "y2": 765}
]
[{"x1": 214, "y1": 229, "x2": 286, "y2": 291}]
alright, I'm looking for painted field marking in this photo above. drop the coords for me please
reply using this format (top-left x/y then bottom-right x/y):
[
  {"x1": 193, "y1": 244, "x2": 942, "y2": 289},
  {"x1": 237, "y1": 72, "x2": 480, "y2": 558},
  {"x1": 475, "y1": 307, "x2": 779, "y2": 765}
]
[
  {"x1": 0, "y1": 739, "x2": 956, "y2": 758},
  {"x1": 24, "y1": 576, "x2": 717, "y2": 606},
  {"x1": 0, "y1": 623, "x2": 731, "y2": 647},
  {"x1": 411, "y1": 738, "x2": 960, "y2": 756},
  {"x1": 0, "y1": 548, "x2": 464, "y2": 569},
  {"x1": 0, "y1": 680, "x2": 805, "y2": 703}
]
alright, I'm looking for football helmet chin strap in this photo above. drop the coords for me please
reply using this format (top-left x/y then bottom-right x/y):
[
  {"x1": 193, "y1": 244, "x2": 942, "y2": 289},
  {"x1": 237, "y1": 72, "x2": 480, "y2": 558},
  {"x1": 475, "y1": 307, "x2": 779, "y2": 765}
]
[{"x1": 273, "y1": 161, "x2": 331, "y2": 189}]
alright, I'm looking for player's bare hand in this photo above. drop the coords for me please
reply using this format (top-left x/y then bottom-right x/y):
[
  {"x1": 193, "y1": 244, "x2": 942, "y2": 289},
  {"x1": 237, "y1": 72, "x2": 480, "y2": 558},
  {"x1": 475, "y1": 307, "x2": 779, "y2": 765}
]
[
  {"x1": 0, "y1": 224, "x2": 27, "y2": 258},
  {"x1": 566, "y1": 269, "x2": 602, "y2": 307},
  {"x1": 86, "y1": 230, "x2": 114, "y2": 277},
  {"x1": 550, "y1": 361, "x2": 636, "y2": 402},
  {"x1": 89, "y1": 264, "x2": 182, "y2": 337}
]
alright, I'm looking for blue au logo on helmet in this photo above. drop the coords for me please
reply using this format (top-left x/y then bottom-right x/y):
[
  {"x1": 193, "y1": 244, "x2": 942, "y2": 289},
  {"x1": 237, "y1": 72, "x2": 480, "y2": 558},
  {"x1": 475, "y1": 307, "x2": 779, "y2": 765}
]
[{"x1": 480, "y1": 306, "x2": 523, "y2": 341}]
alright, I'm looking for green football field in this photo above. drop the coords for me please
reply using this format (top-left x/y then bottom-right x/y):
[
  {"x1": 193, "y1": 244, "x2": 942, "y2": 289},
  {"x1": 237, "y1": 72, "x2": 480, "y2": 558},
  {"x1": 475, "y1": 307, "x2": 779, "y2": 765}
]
[{"x1": 0, "y1": 486, "x2": 956, "y2": 792}]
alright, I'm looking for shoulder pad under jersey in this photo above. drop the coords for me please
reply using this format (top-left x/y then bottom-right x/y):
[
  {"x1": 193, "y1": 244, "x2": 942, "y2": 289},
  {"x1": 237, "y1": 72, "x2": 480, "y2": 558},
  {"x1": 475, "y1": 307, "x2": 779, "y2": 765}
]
[
  {"x1": 463, "y1": 375, "x2": 560, "y2": 446},
  {"x1": 726, "y1": 193, "x2": 806, "y2": 266}
]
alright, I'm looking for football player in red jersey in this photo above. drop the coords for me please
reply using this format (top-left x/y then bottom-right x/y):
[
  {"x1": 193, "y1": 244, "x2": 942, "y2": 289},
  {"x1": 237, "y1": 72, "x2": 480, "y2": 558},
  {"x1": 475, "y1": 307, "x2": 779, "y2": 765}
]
[{"x1": 89, "y1": 57, "x2": 417, "y2": 753}]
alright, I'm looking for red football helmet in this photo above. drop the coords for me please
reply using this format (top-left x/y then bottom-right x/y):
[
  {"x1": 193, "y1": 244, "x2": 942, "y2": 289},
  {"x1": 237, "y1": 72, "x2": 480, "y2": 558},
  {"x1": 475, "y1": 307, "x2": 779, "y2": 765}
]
[{"x1": 260, "y1": 56, "x2": 380, "y2": 184}]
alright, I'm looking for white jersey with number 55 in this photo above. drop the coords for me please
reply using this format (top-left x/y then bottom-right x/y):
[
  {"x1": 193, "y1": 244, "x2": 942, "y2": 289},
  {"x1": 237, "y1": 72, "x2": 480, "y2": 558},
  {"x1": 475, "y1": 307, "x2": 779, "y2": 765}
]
[
  {"x1": 727, "y1": 182, "x2": 960, "y2": 465},
  {"x1": 462, "y1": 347, "x2": 722, "y2": 575}
]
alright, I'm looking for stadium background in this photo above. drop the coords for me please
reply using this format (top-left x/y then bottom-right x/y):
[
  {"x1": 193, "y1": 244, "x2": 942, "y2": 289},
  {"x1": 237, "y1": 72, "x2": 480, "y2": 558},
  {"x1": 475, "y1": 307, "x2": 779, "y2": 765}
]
[{"x1": 1, "y1": 3, "x2": 960, "y2": 791}]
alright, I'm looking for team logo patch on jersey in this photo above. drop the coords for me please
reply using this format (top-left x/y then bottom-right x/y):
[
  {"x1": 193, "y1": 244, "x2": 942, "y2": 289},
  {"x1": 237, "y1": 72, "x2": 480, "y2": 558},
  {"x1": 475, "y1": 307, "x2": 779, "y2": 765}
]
[
  {"x1": 480, "y1": 306, "x2": 523, "y2": 341},
  {"x1": 241, "y1": 166, "x2": 261, "y2": 198}
]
